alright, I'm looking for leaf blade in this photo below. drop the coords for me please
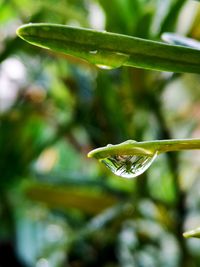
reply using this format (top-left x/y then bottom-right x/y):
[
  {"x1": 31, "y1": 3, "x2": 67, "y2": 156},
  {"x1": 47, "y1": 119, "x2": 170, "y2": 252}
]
[{"x1": 17, "y1": 23, "x2": 200, "y2": 73}]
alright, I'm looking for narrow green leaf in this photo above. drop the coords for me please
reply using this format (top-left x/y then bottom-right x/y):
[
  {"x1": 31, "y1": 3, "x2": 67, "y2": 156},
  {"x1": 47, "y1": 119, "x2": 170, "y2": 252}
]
[
  {"x1": 88, "y1": 139, "x2": 200, "y2": 159},
  {"x1": 158, "y1": 0, "x2": 186, "y2": 35},
  {"x1": 17, "y1": 23, "x2": 200, "y2": 73},
  {"x1": 183, "y1": 228, "x2": 200, "y2": 238}
]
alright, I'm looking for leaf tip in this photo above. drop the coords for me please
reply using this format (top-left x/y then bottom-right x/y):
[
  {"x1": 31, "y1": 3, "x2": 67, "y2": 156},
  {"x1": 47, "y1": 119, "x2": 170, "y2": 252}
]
[
  {"x1": 183, "y1": 228, "x2": 200, "y2": 238},
  {"x1": 87, "y1": 150, "x2": 95, "y2": 158},
  {"x1": 16, "y1": 24, "x2": 29, "y2": 39}
]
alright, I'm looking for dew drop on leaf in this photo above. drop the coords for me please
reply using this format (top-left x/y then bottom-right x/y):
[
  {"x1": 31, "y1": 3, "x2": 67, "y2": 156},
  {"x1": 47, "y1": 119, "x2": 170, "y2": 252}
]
[
  {"x1": 92, "y1": 52, "x2": 129, "y2": 70},
  {"x1": 100, "y1": 152, "x2": 158, "y2": 178}
]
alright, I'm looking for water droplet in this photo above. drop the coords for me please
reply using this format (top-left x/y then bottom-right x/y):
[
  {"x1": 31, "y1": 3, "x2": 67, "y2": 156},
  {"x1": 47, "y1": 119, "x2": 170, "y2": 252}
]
[
  {"x1": 100, "y1": 152, "x2": 157, "y2": 178},
  {"x1": 91, "y1": 52, "x2": 129, "y2": 70}
]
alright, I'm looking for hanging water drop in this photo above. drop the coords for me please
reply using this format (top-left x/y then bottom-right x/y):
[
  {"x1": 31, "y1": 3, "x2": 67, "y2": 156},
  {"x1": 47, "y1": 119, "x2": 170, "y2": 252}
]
[{"x1": 100, "y1": 152, "x2": 158, "y2": 178}]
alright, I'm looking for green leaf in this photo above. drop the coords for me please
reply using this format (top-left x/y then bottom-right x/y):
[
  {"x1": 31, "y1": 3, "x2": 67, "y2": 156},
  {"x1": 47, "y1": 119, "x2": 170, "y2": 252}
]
[
  {"x1": 88, "y1": 139, "x2": 200, "y2": 159},
  {"x1": 158, "y1": 0, "x2": 186, "y2": 35},
  {"x1": 183, "y1": 227, "x2": 200, "y2": 238},
  {"x1": 17, "y1": 23, "x2": 200, "y2": 73}
]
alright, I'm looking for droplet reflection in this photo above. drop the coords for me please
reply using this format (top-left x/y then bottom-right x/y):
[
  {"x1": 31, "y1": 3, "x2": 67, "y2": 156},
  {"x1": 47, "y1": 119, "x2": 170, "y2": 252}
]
[
  {"x1": 89, "y1": 50, "x2": 98, "y2": 54},
  {"x1": 100, "y1": 152, "x2": 158, "y2": 178},
  {"x1": 96, "y1": 64, "x2": 114, "y2": 70}
]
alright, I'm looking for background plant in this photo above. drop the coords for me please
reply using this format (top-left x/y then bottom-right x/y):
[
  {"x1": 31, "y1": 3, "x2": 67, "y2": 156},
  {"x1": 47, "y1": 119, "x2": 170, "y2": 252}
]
[{"x1": 1, "y1": 0, "x2": 200, "y2": 267}]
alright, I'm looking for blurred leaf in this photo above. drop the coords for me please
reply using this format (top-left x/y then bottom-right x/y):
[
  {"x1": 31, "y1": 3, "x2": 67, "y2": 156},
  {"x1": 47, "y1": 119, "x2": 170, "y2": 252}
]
[
  {"x1": 34, "y1": 172, "x2": 128, "y2": 198},
  {"x1": 25, "y1": 183, "x2": 118, "y2": 214},
  {"x1": 99, "y1": 0, "x2": 141, "y2": 35},
  {"x1": 157, "y1": 0, "x2": 186, "y2": 35},
  {"x1": 162, "y1": 32, "x2": 200, "y2": 49},
  {"x1": 150, "y1": 0, "x2": 186, "y2": 37}
]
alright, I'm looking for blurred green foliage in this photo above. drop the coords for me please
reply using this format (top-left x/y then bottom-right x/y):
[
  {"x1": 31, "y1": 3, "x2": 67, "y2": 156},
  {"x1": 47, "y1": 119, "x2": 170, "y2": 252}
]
[{"x1": 1, "y1": 0, "x2": 200, "y2": 267}]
